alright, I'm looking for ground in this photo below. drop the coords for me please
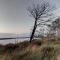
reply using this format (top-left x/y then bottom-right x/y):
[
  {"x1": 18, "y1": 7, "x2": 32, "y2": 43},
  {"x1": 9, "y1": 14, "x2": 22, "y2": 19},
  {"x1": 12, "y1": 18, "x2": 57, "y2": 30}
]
[{"x1": 0, "y1": 38, "x2": 60, "y2": 60}]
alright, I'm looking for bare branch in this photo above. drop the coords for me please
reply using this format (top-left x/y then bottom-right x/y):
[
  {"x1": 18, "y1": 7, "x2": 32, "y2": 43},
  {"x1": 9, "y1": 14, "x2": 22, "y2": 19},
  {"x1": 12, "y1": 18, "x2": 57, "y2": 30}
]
[{"x1": 27, "y1": 0, "x2": 55, "y2": 42}]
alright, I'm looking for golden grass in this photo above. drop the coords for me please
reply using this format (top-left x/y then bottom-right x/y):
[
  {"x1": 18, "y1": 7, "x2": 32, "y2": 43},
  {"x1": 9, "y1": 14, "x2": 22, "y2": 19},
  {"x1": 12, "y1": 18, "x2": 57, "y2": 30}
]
[{"x1": 0, "y1": 38, "x2": 60, "y2": 60}]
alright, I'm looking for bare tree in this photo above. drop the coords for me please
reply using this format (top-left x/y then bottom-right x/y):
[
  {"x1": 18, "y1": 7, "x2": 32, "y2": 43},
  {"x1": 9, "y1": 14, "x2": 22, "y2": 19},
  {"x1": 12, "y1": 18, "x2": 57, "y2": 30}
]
[
  {"x1": 28, "y1": 0, "x2": 54, "y2": 42},
  {"x1": 52, "y1": 17, "x2": 60, "y2": 40}
]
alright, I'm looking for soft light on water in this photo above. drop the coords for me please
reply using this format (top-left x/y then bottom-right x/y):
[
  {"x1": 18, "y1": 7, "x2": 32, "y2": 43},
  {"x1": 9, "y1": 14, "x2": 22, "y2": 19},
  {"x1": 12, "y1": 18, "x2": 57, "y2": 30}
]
[{"x1": 0, "y1": 38, "x2": 29, "y2": 45}]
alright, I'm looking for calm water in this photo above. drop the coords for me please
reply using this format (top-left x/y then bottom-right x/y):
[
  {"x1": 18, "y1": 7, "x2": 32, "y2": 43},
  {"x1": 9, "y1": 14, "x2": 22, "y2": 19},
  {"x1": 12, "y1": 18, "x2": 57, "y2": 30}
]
[{"x1": 0, "y1": 38, "x2": 29, "y2": 45}]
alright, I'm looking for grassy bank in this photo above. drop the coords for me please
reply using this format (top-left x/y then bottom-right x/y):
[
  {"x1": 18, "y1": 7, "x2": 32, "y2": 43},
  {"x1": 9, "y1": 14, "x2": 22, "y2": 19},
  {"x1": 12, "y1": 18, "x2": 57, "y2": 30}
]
[{"x1": 0, "y1": 39, "x2": 60, "y2": 60}]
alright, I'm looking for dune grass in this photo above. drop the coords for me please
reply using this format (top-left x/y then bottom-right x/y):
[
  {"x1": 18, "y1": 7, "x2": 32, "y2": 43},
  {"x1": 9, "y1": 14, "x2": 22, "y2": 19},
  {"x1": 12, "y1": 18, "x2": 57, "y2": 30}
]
[{"x1": 0, "y1": 38, "x2": 60, "y2": 60}]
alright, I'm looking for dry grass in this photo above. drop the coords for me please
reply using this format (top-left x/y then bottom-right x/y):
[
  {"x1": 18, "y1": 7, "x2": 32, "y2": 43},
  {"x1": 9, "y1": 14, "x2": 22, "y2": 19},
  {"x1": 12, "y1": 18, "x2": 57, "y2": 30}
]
[{"x1": 0, "y1": 38, "x2": 60, "y2": 60}]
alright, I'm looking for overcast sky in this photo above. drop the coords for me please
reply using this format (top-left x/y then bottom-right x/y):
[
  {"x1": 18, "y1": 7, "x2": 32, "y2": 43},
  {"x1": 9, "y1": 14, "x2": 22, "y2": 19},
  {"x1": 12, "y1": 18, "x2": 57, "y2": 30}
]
[{"x1": 0, "y1": 0, "x2": 60, "y2": 34}]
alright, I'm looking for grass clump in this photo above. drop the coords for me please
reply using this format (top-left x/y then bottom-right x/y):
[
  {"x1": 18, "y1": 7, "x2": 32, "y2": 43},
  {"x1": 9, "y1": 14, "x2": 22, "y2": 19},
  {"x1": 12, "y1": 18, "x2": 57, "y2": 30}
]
[
  {"x1": 0, "y1": 39, "x2": 60, "y2": 60},
  {"x1": 0, "y1": 45, "x2": 5, "y2": 54},
  {"x1": 4, "y1": 43, "x2": 19, "y2": 54}
]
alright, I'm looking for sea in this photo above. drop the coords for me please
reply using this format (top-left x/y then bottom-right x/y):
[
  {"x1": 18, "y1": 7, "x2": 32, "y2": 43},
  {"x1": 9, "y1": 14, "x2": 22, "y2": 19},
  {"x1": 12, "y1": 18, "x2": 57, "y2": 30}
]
[{"x1": 0, "y1": 38, "x2": 30, "y2": 45}]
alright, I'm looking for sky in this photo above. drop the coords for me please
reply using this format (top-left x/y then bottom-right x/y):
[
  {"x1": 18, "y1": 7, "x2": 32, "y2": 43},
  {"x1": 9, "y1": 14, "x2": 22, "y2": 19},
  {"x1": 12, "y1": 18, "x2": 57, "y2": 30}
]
[{"x1": 0, "y1": 0, "x2": 60, "y2": 34}]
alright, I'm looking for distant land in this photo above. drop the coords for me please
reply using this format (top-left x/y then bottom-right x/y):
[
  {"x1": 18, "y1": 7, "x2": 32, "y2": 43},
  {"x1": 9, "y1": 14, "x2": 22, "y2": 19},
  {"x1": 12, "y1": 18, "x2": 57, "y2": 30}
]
[
  {"x1": 0, "y1": 33, "x2": 30, "y2": 42},
  {"x1": 0, "y1": 33, "x2": 30, "y2": 45},
  {"x1": 0, "y1": 33, "x2": 30, "y2": 38}
]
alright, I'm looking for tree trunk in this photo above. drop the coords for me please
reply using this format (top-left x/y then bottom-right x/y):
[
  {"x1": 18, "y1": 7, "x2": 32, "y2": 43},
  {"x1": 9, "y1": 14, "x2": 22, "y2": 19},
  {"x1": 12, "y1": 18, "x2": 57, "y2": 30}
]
[{"x1": 30, "y1": 19, "x2": 37, "y2": 43}]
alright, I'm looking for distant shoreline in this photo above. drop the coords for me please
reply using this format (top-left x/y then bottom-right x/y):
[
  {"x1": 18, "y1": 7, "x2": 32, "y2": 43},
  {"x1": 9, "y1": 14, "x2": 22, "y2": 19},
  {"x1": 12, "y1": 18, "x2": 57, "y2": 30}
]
[{"x1": 0, "y1": 37, "x2": 30, "y2": 40}]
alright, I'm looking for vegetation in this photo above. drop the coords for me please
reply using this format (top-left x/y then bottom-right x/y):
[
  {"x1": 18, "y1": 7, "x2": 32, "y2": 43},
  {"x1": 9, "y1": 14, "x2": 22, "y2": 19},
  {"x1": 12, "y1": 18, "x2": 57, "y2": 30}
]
[
  {"x1": 28, "y1": 0, "x2": 54, "y2": 42},
  {"x1": 0, "y1": 38, "x2": 60, "y2": 60}
]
